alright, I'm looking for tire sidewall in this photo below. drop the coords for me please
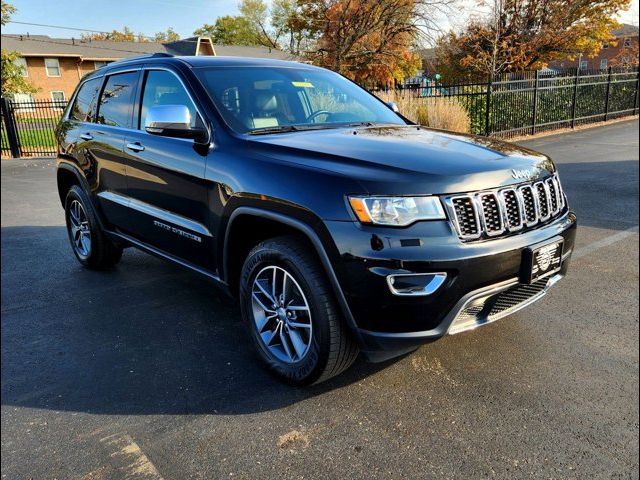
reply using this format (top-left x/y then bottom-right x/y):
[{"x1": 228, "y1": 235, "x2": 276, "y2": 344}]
[
  {"x1": 65, "y1": 186, "x2": 98, "y2": 266},
  {"x1": 240, "y1": 244, "x2": 331, "y2": 385}
]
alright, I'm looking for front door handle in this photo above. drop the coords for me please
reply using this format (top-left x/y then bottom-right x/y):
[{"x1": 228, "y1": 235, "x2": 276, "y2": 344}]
[
  {"x1": 126, "y1": 142, "x2": 145, "y2": 152},
  {"x1": 80, "y1": 133, "x2": 93, "y2": 141}
]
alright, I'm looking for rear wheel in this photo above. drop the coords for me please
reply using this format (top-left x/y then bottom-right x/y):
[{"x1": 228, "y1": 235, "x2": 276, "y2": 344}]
[
  {"x1": 239, "y1": 236, "x2": 359, "y2": 385},
  {"x1": 64, "y1": 185, "x2": 122, "y2": 269}
]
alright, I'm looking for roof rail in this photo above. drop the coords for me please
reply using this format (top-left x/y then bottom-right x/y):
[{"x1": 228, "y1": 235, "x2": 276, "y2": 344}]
[{"x1": 107, "y1": 52, "x2": 174, "y2": 65}]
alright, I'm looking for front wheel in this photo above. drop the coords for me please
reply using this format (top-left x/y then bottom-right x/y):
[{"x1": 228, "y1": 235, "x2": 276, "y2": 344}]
[{"x1": 239, "y1": 236, "x2": 359, "y2": 385}]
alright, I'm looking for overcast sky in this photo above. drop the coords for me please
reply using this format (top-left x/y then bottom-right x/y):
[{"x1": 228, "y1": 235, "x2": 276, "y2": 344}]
[{"x1": 2, "y1": 0, "x2": 638, "y2": 42}]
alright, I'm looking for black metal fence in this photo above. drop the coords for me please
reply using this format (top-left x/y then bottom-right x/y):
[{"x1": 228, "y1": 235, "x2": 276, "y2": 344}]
[
  {"x1": 383, "y1": 66, "x2": 640, "y2": 138},
  {"x1": 1, "y1": 97, "x2": 67, "y2": 158},
  {"x1": 2, "y1": 67, "x2": 639, "y2": 157}
]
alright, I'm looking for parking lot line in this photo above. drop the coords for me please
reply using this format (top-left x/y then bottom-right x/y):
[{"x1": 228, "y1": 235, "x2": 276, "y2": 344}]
[
  {"x1": 572, "y1": 225, "x2": 639, "y2": 260},
  {"x1": 80, "y1": 433, "x2": 165, "y2": 480}
]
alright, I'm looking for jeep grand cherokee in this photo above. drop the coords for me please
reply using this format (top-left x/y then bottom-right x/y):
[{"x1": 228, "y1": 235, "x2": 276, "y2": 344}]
[{"x1": 56, "y1": 54, "x2": 577, "y2": 385}]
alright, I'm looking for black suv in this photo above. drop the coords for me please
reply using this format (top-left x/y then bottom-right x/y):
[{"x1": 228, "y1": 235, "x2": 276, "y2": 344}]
[{"x1": 56, "y1": 55, "x2": 577, "y2": 385}]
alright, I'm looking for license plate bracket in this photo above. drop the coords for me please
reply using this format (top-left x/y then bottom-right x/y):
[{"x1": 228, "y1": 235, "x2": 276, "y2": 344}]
[{"x1": 521, "y1": 237, "x2": 564, "y2": 284}]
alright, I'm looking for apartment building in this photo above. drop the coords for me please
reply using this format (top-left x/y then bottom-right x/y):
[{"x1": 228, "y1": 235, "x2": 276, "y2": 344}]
[{"x1": 1, "y1": 34, "x2": 294, "y2": 104}]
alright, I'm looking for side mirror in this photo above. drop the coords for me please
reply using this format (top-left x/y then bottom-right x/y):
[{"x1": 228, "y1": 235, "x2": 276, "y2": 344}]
[
  {"x1": 144, "y1": 105, "x2": 207, "y2": 141},
  {"x1": 387, "y1": 102, "x2": 400, "y2": 113}
]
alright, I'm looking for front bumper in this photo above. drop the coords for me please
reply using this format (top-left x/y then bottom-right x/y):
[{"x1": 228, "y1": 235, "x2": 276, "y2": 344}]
[{"x1": 324, "y1": 211, "x2": 577, "y2": 360}]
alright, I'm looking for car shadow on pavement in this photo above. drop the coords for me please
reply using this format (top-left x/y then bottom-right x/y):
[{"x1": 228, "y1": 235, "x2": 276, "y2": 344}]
[{"x1": 1, "y1": 226, "x2": 401, "y2": 417}]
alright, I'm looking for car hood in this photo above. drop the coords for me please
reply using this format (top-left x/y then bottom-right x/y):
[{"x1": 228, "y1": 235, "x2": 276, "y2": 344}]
[{"x1": 246, "y1": 125, "x2": 556, "y2": 195}]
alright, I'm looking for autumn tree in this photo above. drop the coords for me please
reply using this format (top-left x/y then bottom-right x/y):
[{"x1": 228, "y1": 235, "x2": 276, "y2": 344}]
[
  {"x1": 154, "y1": 28, "x2": 180, "y2": 42},
  {"x1": 434, "y1": 0, "x2": 631, "y2": 78},
  {"x1": 81, "y1": 26, "x2": 150, "y2": 42},
  {"x1": 193, "y1": 0, "x2": 317, "y2": 53},
  {"x1": 1, "y1": 0, "x2": 38, "y2": 96},
  {"x1": 610, "y1": 39, "x2": 639, "y2": 68},
  {"x1": 194, "y1": 16, "x2": 262, "y2": 45},
  {"x1": 304, "y1": 0, "x2": 423, "y2": 87}
]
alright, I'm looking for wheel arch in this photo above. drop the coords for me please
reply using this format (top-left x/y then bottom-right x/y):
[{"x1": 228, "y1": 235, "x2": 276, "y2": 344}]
[
  {"x1": 223, "y1": 207, "x2": 362, "y2": 344},
  {"x1": 56, "y1": 162, "x2": 108, "y2": 231}
]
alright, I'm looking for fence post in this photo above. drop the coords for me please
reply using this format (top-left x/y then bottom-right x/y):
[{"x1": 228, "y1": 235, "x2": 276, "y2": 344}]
[
  {"x1": 603, "y1": 66, "x2": 612, "y2": 122},
  {"x1": 571, "y1": 68, "x2": 580, "y2": 129},
  {"x1": 634, "y1": 67, "x2": 639, "y2": 115},
  {"x1": 531, "y1": 70, "x2": 540, "y2": 135},
  {"x1": 1, "y1": 98, "x2": 21, "y2": 158},
  {"x1": 484, "y1": 74, "x2": 493, "y2": 136}
]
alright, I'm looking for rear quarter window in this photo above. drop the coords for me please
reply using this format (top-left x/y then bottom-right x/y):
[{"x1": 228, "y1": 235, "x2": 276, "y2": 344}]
[{"x1": 70, "y1": 77, "x2": 102, "y2": 122}]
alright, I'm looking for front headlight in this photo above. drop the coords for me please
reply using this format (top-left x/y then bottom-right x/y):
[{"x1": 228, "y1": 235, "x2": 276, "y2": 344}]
[{"x1": 348, "y1": 196, "x2": 446, "y2": 226}]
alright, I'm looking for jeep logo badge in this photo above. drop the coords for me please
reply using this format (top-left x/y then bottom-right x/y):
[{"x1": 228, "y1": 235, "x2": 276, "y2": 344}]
[{"x1": 511, "y1": 168, "x2": 536, "y2": 180}]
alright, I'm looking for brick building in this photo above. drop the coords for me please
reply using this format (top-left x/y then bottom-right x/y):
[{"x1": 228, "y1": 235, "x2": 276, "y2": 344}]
[
  {"x1": 549, "y1": 24, "x2": 639, "y2": 71},
  {"x1": 1, "y1": 34, "x2": 294, "y2": 104}
]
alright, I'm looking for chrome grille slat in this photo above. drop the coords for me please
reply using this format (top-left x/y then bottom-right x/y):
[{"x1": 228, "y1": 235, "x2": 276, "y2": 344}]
[
  {"x1": 534, "y1": 181, "x2": 551, "y2": 221},
  {"x1": 477, "y1": 192, "x2": 504, "y2": 236},
  {"x1": 499, "y1": 188, "x2": 523, "y2": 232},
  {"x1": 447, "y1": 175, "x2": 566, "y2": 241},
  {"x1": 450, "y1": 196, "x2": 481, "y2": 239}
]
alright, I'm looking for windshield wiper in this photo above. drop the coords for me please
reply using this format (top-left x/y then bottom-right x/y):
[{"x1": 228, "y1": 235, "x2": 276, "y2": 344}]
[{"x1": 248, "y1": 125, "x2": 303, "y2": 135}]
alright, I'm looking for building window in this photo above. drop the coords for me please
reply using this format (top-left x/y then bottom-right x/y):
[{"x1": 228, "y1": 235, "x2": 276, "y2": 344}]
[
  {"x1": 579, "y1": 60, "x2": 588, "y2": 70},
  {"x1": 14, "y1": 56, "x2": 28, "y2": 77},
  {"x1": 623, "y1": 38, "x2": 631, "y2": 48},
  {"x1": 44, "y1": 58, "x2": 61, "y2": 77},
  {"x1": 9, "y1": 93, "x2": 35, "y2": 112},
  {"x1": 600, "y1": 59, "x2": 608, "y2": 70},
  {"x1": 51, "y1": 91, "x2": 66, "y2": 109},
  {"x1": 94, "y1": 61, "x2": 109, "y2": 70}
]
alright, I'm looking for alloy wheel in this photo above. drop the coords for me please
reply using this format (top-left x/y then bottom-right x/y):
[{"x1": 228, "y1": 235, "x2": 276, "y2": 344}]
[
  {"x1": 251, "y1": 265, "x2": 313, "y2": 364},
  {"x1": 68, "y1": 200, "x2": 91, "y2": 258}
]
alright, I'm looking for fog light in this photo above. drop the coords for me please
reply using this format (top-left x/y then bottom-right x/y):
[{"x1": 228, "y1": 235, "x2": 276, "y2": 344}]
[{"x1": 387, "y1": 273, "x2": 447, "y2": 296}]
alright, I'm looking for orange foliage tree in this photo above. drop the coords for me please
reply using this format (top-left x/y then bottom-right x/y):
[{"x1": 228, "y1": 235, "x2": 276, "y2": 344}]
[
  {"x1": 304, "y1": 0, "x2": 422, "y2": 87},
  {"x1": 434, "y1": 0, "x2": 632, "y2": 78}
]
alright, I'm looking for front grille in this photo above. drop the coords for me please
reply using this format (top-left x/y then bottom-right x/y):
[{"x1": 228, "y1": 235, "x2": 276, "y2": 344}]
[{"x1": 447, "y1": 175, "x2": 565, "y2": 241}]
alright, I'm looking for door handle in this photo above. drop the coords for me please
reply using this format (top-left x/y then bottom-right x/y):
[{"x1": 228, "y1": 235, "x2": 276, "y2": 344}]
[
  {"x1": 80, "y1": 133, "x2": 93, "y2": 141},
  {"x1": 126, "y1": 142, "x2": 145, "y2": 152}
]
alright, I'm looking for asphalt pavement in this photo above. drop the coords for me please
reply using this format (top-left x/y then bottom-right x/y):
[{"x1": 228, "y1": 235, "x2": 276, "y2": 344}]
[{"x1": 1, "y1": 120, "x2": 638, "y2": 479}]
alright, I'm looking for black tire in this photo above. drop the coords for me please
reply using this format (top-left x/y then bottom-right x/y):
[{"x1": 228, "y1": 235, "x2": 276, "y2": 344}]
[
  {"x1": 64, "y1": 185, "x2": 123, "y2": 269},
  {"x1": 239, "y1": 235, "x2": 359, "y2": 385}
]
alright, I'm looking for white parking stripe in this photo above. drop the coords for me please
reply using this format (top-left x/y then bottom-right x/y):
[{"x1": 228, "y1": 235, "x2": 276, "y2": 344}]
[{"x1": 572, "y1": 225, "x2": 639, "y2": 260}]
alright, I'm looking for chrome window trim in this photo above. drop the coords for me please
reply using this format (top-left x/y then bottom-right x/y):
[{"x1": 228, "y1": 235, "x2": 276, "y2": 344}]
[
  {"x1": 98, "y1": 191, "x2": 212, "y2": 237},
  {"x1": 386, "y1": 272, "x2": 448, "y2": 297}
]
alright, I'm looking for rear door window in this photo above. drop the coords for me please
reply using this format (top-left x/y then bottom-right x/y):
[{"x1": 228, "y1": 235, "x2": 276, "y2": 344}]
[
  {"x1": 70, "y1": 77, "x2": 102, "y2": 122},
  {"x1": 96, "y1": 72, "x2": 139, "y2": 128}
]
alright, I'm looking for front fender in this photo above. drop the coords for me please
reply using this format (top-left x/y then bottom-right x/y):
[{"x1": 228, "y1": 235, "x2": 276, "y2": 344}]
[{"x1": 222, "y1": 206, "x2": 363, "y2": 345}]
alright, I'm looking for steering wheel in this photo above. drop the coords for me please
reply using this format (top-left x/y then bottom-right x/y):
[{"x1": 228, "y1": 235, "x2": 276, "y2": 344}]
[{"x1": 305, "y1": 110, "x2": 331, "y2": 123}]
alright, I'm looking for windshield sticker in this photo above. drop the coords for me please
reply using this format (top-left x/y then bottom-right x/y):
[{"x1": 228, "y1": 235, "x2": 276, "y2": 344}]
[{"x1": 292, "y1": 81, "x2": 314, "y2": 88}]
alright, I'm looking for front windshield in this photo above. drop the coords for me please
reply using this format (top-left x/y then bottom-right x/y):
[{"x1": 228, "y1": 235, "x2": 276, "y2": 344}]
[{"x1": 195, "y1": 66, "x2": 406, "y2": 134}]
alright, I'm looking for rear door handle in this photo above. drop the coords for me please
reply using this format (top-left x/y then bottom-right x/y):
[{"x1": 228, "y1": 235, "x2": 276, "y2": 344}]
[
  {"x1": 126, "y1": 142, "x2": 145, "y2": 152},
  {"x1": 80, "y1": 133, "x2": 93, "y2": 141}
]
